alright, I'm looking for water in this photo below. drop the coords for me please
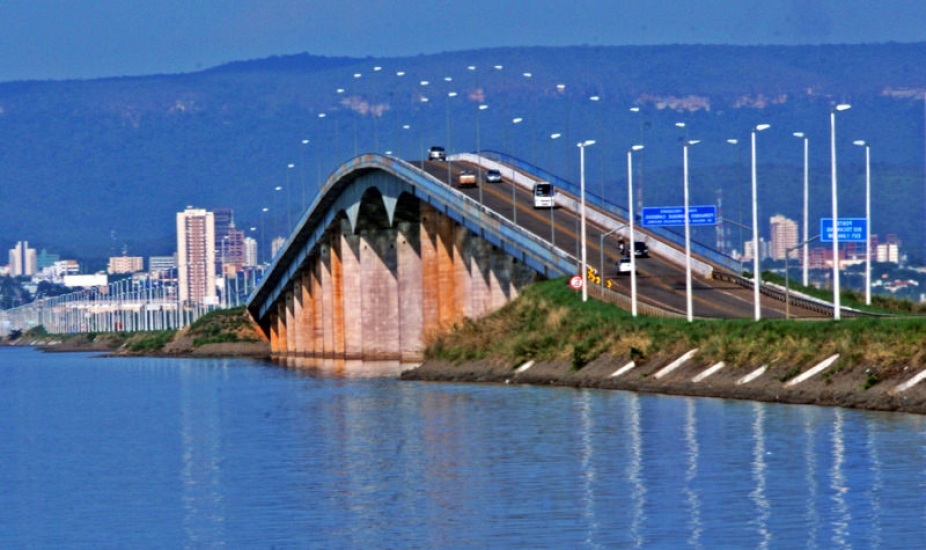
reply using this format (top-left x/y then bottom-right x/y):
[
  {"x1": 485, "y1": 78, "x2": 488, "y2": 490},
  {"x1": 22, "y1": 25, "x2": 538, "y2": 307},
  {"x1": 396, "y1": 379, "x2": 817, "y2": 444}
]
[{"x1": 2, "y1": 347, "x2": 925, "y2": 548}]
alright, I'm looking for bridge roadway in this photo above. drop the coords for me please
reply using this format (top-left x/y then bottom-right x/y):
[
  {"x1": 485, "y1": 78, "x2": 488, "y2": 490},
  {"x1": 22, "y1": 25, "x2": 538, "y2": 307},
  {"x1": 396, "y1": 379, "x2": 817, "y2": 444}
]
[{"x1": 428, "y1": 155, "x2": 831, "y2": 320}]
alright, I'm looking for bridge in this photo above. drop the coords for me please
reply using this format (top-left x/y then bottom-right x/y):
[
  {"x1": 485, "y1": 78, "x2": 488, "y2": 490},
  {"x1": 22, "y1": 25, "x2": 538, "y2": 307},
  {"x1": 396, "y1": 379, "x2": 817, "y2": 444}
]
[{"x1": 246, "y1": 152, "x2": 837, "y2": 362}]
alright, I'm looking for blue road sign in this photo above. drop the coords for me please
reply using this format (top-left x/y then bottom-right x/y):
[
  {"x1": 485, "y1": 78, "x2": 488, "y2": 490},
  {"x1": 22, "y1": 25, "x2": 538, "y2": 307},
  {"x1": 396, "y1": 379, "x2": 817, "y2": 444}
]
[
  {"x1": 820, "y1": 218, "x2": 867, "y2": 243},
  {"x1": 641, "y1": 205, "x2": 717, "y2": 227}
]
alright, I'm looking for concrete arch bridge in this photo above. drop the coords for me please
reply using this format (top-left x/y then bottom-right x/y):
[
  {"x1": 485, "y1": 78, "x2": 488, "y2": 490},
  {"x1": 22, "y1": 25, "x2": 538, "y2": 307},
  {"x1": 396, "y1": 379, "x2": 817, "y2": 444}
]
[{"x1": 246, "y1": 153, "x2": 578, "y2": 363}]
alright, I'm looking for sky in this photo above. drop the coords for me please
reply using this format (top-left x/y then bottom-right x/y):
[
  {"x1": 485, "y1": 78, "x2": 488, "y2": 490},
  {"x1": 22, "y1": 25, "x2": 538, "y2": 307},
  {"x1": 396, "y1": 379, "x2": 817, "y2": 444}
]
[{"x1": 3, "y1": 0, "x2": 926, "y2": 82}]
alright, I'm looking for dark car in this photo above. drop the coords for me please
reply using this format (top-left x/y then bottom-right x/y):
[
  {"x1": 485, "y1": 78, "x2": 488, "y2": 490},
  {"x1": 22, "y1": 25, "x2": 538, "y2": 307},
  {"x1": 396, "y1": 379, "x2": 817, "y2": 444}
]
[
  {"x1": 485, "y1": 169, "x2": 502, "y2": 183},
  {"x1": 633, "y1": 241, "x2": 649, "y2": 258}
]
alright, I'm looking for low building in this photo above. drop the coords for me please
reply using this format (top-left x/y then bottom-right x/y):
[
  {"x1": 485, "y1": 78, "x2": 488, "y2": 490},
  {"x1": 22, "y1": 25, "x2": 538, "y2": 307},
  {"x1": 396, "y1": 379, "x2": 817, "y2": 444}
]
[{"x1": 108, "y1": 255, "x2": 144, "y2": 274}]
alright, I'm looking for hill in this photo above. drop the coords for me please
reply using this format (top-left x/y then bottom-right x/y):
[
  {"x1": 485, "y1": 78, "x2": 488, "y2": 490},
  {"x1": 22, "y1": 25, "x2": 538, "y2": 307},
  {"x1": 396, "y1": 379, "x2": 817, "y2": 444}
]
[{"x1": 1, "y1": 44, "x2": 925, "y2": 264}]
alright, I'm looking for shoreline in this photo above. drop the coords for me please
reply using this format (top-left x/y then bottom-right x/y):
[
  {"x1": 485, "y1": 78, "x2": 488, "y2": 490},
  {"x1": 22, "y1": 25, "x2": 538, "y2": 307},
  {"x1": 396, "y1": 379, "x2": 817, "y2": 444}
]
[{"x1": 400, "y1": 355, "x2": 926, "y2": 415}]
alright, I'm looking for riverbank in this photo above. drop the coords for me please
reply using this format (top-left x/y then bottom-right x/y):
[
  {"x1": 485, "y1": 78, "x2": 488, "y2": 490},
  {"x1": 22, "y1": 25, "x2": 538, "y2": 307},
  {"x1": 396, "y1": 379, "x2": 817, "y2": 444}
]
[
  {"x1": 400, "y1": 278, "x2": 926, "y2": 415},
  {"x1": 3, "y1": 306, "x2": 270, "y2": 358}
]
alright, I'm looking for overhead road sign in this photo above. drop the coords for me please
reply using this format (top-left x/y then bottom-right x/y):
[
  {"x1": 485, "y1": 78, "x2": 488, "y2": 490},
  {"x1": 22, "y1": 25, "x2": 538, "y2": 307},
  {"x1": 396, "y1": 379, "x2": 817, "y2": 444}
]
[
  {"x1": 641, "y1": 205, "x2": 717, "y2": 227},
  {"x1": 820, "y1": 218, "x2": 867, "y2": 243}
]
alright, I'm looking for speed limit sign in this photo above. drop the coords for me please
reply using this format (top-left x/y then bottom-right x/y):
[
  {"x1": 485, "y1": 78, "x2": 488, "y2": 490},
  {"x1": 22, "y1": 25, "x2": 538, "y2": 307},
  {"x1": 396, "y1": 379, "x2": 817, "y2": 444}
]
[{"x1": 569, "y1": 275, "x2": 583, "y2": 290}]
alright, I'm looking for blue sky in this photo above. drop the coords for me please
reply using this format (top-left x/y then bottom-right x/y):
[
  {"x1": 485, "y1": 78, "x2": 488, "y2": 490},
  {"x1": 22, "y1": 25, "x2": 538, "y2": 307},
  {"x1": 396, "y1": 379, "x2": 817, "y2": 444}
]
[{"x1": 3, "y1": 0, "x2": 926, "y2": 82}]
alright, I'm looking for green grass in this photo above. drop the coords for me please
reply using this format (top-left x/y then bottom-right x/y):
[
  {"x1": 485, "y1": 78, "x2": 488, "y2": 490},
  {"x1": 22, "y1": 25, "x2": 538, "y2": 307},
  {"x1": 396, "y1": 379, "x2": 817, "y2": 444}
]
[{"x1": 425, "y1": 277, "x2": 926, "y2": 372}]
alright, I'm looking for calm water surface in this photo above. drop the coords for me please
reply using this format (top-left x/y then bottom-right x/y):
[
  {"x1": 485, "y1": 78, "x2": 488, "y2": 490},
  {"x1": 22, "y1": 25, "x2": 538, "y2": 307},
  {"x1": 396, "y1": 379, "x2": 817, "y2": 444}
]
[{"x1": 2, "y1": 347, "x2": 925, "y2": 548}]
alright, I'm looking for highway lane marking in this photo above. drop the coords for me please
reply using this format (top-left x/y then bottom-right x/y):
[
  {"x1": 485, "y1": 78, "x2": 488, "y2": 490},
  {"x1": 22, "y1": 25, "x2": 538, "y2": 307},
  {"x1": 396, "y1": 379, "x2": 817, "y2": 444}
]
[
  {"x1": 514, "y1": 360, "x2": 534, "y2": 373},
  {"x1": 654, "y1": 349, "x2": 698, "y2": 379},
  {"x1": 736, "y1": 365, "x2": 767, "y2": 385},
  {"x1": 692, "y1": 361, "x2": 725, "y2": 382},
  {"x1": 784, "y1": 354, "x2": 840, "y2": 387},
  {"x1": 892, "y1": 368, "x2": 926, "y2": 393},
  {"x1": 610, "y1": 361, "x2": 636, "y2": 378}
]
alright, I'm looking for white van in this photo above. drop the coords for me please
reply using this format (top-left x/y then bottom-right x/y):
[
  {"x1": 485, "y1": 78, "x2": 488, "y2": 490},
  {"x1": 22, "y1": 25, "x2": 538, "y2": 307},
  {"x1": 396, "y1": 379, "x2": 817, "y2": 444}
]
[{"x1": 532, "y1": 182, "x2": 555, "y2": 208}]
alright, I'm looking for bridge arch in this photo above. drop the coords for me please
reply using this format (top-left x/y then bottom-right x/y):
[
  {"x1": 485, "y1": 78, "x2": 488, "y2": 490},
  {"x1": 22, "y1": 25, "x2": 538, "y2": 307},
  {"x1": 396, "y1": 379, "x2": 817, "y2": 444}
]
[{"x1": 248, "y1": 154, "x2": 575, "y2": 362}]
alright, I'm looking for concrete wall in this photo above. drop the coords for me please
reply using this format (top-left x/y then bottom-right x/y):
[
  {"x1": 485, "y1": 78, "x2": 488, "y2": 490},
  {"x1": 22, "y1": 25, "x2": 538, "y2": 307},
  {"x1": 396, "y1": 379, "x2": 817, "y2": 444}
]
[{"x1": 267, "y1": 196, "x2": 536, "y2": 362}]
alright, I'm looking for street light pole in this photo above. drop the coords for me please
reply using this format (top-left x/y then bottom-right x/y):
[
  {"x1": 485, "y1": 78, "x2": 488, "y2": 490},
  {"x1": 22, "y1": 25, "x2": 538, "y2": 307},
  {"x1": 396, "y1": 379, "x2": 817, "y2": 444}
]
[
  {"x1": 854, "y1": 139, "x2": 871, "y2": 305},
  {"x1": 793, "y1": 132, "x2": 810, "y2": 287},
  {"x1": 578, "y1": 139, "x2": 596, "y2": 302},
  {"x1": 628, "y1": 144, "x2": 644, "y2": 317},
  {"x1": 682, "y1": 139, "x2": 699, "y2": 322},
  {"x1": 511, "y1": 117, "x2": 523, "y2": 224},
  {"x1": 751, "y1": 123, "x2": 770, "y2": 321},
  {"x1": 831, "y1": 104, "x2": 851, "y2": 320}
]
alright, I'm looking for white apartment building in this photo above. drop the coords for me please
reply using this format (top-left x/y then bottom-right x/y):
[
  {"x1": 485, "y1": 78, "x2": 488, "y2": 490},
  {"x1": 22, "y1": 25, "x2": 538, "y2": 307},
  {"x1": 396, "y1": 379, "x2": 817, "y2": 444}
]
[{"x1": 177, "y1": 207, "x2": 217, "y2": 305}]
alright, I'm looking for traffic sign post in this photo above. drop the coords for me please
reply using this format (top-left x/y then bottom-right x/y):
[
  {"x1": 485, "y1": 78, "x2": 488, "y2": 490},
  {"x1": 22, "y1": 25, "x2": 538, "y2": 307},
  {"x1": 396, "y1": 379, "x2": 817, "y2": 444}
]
[
  {"x1": 820, "y1": 218, "x2": 867, "y2": 242},
  {"x1": 569, "y1": 275, "x2": 584, "y2": 290},
  {"x1": 642, "y1": 205, "x2": 717, "y2": 227}
]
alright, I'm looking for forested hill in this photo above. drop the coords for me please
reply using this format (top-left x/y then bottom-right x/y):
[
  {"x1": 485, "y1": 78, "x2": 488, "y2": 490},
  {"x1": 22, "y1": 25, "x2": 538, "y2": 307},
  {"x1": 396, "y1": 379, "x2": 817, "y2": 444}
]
[{"x1": 1, "y1": 43, "x2": 925, "y2": 263}]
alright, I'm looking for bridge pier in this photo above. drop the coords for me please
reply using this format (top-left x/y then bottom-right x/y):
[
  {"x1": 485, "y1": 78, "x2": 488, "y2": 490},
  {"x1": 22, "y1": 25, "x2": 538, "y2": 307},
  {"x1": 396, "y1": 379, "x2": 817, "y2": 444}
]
[{"x1": 256, "y1": 161, "x2": 544, "y2": 363}]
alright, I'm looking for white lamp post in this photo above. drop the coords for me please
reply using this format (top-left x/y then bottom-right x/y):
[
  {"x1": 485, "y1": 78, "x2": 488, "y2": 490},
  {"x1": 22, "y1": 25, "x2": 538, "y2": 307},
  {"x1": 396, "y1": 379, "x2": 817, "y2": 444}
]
[
  {"x1": 550, "y1": 133, "x2": 562, "y2": 247},
  {"x1": 751, "y1": 124, "x2": 770, "y2": 321},
  {"x1": 682, "y1": 138, "x2": 700, "y2": 322},
  {"x1": 793, "y1": 132, "x2": 810, "y2": 287},
  {"x1": 578, "y1": 139, "x2": 596, "y2": 302},
  {"x1": 511, "y1": 117, "x2": 523, "y2": 224},
  {"x1": 854, "y1": 139, "x2": 871, "y2": 305},
  {"x1": 476, "y1": 103, "x2": 488, "y2": 204},
  {"x1": 831, "y1": 104, "x2": 851, "y2": 320},
  {"x1": 628, "y1": 144, "x2": 644, "y2": 317}
]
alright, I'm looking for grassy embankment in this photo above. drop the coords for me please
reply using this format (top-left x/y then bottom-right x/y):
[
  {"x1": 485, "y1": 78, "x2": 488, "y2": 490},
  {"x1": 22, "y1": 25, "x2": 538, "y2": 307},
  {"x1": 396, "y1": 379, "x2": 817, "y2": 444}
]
[
  {"x1": 425, "y1": 276, "x2": 926, "y2": 382},
  {"x1": 12, "y1": 306, "x2": 262, "y2": 354}
]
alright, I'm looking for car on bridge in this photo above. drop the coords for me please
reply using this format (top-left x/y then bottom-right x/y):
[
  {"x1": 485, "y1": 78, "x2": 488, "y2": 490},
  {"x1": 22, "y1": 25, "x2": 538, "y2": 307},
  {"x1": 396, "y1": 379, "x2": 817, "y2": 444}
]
[
  {"x1": 428, "y1": 146, "x2": 446, "y2": 161},
  {"x1": 617, "y1": 258, "x2": 634, "y2": 274},
  {"x1": 633, "y1": 241, "x2": 649, "y2": 258},
  {"x1": 458, "y1": 169, "x2": 477, "y2": 187},
  {"x1": 485, "y1": 169, "x2": 502, "y2": 183}
]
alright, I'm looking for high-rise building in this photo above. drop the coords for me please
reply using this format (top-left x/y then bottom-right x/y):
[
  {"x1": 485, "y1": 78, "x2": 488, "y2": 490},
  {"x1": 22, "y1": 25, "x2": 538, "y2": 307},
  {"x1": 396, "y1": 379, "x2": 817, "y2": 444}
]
[
  {"x1": 243, "y1": 236, "x2": 258, "y2": 267},
  {"x1": 177, "y1": 207, "x2": 217, "y2": 305},
  {"x1": 8, "y1": 241, "x2": 37, "y2": 276},
  {"x1": 769, "y1": 214, "x2": 799, "y2": 260}
]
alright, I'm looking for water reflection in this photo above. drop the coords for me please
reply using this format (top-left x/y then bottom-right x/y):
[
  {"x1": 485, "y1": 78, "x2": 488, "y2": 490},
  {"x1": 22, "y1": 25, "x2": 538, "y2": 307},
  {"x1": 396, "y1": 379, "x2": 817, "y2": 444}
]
[
  {"x1": 278, "y1": 356, "x2": 411, "y2": 378},
  {"x1": 627, "y1": 393, "x2": 646, "y2": 548},
  {"x1": 830, "y1": 408, "x2": 850, "y2": 547},
  {"x1": 684, "y1": 398, "x2": 702, "y2": 548},
  {"x1": 750, "y1": 401, "x2": 770, "y2": 549},
  {"x1": 5, "y1": 350, "x2": 926, "y2": 548}
]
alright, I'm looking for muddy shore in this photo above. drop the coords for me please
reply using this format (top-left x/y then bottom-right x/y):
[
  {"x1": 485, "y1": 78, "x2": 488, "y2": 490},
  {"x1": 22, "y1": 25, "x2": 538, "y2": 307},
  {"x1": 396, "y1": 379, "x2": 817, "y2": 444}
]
[{"x1": 400, "y1": 355, "x2": 926, "y2": 415}]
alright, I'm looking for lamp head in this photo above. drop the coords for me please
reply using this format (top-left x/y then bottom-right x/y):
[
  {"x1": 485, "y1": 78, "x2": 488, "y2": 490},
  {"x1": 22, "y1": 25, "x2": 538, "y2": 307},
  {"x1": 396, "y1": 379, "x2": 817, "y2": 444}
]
[
  {"x1": 550, "y1": 133, "x2": 562, "y2": 140},
  {"x1": 755, "y1": 124, "x2": 771, "y2": 132},
  {"x1": 512, "y1": 117, "x2": 523, "y2": 124},
  {"x1": 675, "y1": 122, "x2": 686, "y2": 128},
  {"x1": 727, "y1": 139, "x2": 738, "y2": 145},
  {"x1": 630, "y1": 107, "x2": 640, "y2": 113},
  {"x1": 686, "y1": 140, "x2": 701, "y2": 146},
  {"x1": 631, "y1": 145, "x2": 644, "y2": 152},
  {"x1": 793, "y1": 132, "x2": 805, "y2": 138},
  {"x1": 578, "y1": 139, "x2": 596, "y2": 147},
  {"x1": 835, "y1": 103, "x2": 852, "y2": 111},
  {"x1": 853, "y1": 140, "x2": 867, "y2": 147}
]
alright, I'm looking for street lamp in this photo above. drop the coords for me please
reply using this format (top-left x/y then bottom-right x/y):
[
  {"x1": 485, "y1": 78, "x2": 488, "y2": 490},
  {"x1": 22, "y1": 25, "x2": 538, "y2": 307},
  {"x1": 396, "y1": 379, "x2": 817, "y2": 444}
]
[
  {"x1": 578, "y1": 139, "x2": 596, "y2": 302},
  {"x1": 682, "y1": 138, "x2": 700, "y2": 322},
  {"x1": 793, "y1": 132, "x2": 810, "y2": 287},
  {"x1": 628, "y1": 144, "x2": 644, "y2": 317},
  {"x1": 751, "y1": 123, "x2": 770, "y2": 321},
  {"x1": 476, "y1": 103, "x2": 488, "y2": 204},
  {"x1": 511, "y1": 117, "x2": 523, "y2": 224},
  {"x1": 854, "y1": 139, "x2": 871, "y2": 305},
  {"x1": 300, "y1": 139, "x2": 310, "y2": 211},
  {"x1": 831, "y1": 103, "x2": 851, "y2": 320},
  {"x1": 550, "y1": 132, "x2": 562, "y2": 247}
]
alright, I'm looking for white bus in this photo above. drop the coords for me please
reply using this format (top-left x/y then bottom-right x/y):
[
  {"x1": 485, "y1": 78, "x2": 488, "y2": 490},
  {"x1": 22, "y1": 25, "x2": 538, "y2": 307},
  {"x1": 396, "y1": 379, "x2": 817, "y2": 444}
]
[{"x1": 532, "y1": 182, "x2": 555, "y2": 208}]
